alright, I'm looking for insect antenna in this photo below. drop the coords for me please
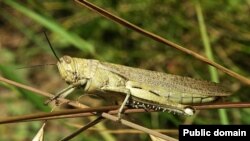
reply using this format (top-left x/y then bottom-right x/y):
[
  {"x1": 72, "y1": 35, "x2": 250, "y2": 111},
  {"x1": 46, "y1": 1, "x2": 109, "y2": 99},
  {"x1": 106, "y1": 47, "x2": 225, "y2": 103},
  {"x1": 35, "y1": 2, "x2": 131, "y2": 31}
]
[
  {"x1": 43, "y1": 31, "x2": 60, "y2": 62},
  {"x1": 16, "y1": 63, "x2": 56, "y2": 70}
]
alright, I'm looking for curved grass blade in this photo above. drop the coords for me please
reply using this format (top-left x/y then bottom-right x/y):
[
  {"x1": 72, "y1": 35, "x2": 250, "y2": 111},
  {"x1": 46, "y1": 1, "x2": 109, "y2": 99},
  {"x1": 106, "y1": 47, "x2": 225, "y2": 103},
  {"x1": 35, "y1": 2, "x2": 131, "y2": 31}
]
[
  {"x1": 3, "y1": 0, "x2": 95, "y2": 55},
  {"x1": 0, "y1": 65, "x2": 50, "y2": 111}
]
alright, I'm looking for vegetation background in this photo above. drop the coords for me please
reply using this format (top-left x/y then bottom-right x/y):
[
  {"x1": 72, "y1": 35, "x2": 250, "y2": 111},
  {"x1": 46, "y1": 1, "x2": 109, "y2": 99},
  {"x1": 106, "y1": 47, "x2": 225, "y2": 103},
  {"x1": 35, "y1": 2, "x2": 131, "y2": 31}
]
[{"x1": 0, "y1": 0, "x2": 250, "y2": 140}]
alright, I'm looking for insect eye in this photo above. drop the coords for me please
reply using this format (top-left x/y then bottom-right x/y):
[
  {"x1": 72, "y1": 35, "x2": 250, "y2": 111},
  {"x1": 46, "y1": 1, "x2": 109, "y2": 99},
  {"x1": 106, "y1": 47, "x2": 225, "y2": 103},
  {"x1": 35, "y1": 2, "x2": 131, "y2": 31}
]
[{"x1": 63, "y1": 56, "x2": 71, "y2": 64}]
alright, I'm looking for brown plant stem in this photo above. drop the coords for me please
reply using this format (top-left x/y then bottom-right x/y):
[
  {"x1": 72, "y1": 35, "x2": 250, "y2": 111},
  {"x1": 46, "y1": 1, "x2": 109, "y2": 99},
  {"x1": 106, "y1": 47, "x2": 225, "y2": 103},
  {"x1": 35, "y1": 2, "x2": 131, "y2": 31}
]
[
  {"x1": 1, "y1": 101, "x2": 250, "y2": 124},
  {"x1": 60, "y1": 116, "x2": 104, "y2": 141},
  {"x1": 74, "y1": 0, "x2": 250, "y2": 85},
  {"x1": 0, "y1": 76, "x2": 175, "y2": 141}
]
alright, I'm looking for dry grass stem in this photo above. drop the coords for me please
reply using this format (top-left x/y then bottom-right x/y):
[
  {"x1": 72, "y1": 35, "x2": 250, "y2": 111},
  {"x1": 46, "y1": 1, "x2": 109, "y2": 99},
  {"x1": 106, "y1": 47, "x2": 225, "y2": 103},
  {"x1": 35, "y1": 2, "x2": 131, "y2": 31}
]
[
  {"x1": 0, "y1": 76, "x2": 176, "y2": 141},
  {"x1": 75, "y1": 0, "x2": 250, "y2": 85}
]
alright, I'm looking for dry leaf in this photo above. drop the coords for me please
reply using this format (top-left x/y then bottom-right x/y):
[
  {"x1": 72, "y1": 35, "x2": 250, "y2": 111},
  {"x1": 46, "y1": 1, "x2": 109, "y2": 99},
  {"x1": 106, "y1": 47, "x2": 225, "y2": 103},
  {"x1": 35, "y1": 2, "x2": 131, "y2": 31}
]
[{"x1": 32, "y1": 122, "x2": 46, "y2": 141}]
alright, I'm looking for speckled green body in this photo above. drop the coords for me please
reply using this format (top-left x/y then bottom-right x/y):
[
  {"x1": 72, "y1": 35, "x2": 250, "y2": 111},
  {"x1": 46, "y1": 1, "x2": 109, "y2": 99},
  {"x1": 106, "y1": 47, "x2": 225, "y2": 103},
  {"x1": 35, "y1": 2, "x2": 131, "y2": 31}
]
[{"x1": 57, "y1": 55, "x2": 231, "y2": 115}]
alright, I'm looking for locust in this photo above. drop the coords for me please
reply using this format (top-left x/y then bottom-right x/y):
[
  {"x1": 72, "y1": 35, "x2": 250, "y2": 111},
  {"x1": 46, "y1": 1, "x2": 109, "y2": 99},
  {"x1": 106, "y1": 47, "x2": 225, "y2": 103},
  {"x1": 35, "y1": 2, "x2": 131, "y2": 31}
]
[
  {"x1": 48, "y1": 54, "x2": 231, "y2": 117},
  {"x1": 45, "y1": 36, "x2": 231, "y2": 118},
  {"x1": 45, "y1": 1, "x2": 232, "y2": 119}
]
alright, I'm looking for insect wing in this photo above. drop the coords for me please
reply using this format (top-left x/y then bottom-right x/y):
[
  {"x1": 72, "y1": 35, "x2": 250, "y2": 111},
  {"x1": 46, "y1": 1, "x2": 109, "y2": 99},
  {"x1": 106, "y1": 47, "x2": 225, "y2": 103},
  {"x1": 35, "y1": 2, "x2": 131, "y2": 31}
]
[{"x1": 99, "y1": 61, "x2": 231, "y2": 99}]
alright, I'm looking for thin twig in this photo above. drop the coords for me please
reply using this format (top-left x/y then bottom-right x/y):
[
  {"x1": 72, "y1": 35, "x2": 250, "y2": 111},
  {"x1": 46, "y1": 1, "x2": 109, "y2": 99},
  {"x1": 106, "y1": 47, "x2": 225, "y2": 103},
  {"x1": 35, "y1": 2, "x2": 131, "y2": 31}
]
[
  {"x1": 193, "y1": 102, "x2": 250, "y2": 110},
  {"x1": 67, "y1": 127, "x2": 178, "y2": 134},
  {"x1": 0, "y1": 76, "x2": 87, "y2": 108},
  {"x1": 1, "y1": 101, "x2": 250, "y2": 124},
  {"x1": 0, "y1": 106, "x2": 117, "y2": 124},
  {"x1": 0, "y1": 76, "x2": 175, "y2": 140},
  {"x1": 2, "y1": 76, "x2": 250, "y2": 140},
  {"x1": 74, "y1": 0, "x2": 250, "y2": 85},
  {"x1": 101, "y1": 112, "x2": 178, "y2": 141},
  {"x1": 60, "y1": 116, "x2": 104, "y2": 141}
]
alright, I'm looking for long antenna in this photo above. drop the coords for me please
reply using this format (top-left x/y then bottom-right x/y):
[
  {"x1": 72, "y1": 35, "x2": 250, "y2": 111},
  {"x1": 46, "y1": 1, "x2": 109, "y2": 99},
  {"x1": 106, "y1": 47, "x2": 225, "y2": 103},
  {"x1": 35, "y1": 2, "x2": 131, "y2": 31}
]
[
  {"x1": 17, "y1": 63, "x2": 56, "y2": 70},
  {"x1": 43, "y1": 31, "x2": 60, "y2": 62}
]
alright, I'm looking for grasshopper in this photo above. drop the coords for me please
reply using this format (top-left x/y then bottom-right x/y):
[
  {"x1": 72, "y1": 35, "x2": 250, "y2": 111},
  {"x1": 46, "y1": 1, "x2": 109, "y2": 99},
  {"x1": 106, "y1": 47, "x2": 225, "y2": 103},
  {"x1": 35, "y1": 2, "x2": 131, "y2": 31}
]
[
  {"x1": 45, "y1": 0, "x2": 232, "y2": 119},
  {"x1": 1, "y1": 1, "x2": 247, "y2": 140},
  {"x1": 46, "y1": 48, "x2": 230, "y2": 118}
]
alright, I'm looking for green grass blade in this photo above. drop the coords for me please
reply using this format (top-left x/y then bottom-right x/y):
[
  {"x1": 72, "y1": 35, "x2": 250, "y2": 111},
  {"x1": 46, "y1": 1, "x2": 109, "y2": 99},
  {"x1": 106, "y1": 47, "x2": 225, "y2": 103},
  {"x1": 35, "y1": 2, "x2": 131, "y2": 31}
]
[
  {"x1": 0, "y1": 65, "x2": 50, "y2": 112},
  {"x1": 195, "y1": 0, "x2": 229, "y2": 124},
  {"x1": 3, "y1": 0, "x2": 95, "y2": 55}
]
